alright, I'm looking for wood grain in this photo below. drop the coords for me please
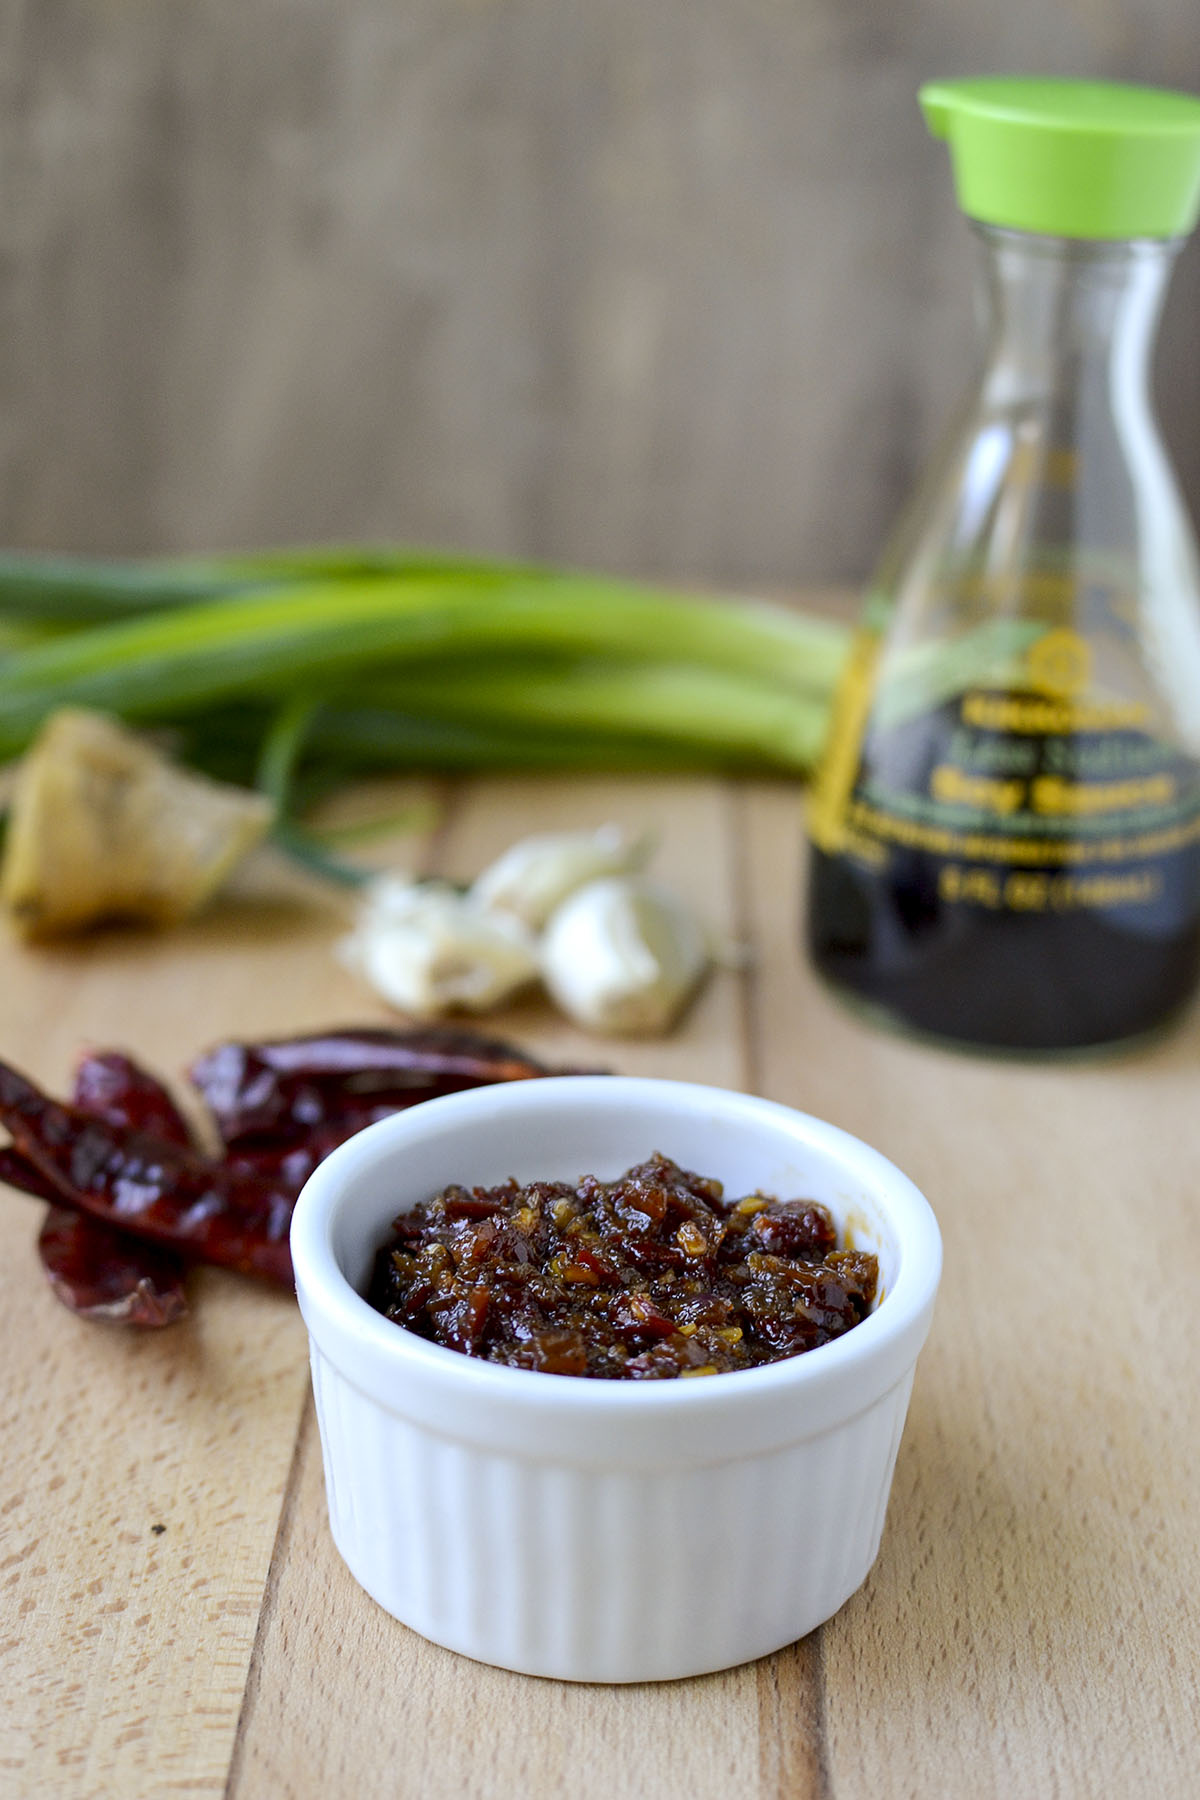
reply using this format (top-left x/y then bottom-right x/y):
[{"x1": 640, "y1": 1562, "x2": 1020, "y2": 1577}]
[
  {"x1": 1, "y1": 766, "x2": 1199, "y2": 1797},
  {"x1": 742, "y1": 782, "x2": 1200, "y2": 1800},
  {"x1": 0, "y1": 836, "x2": 385, "y2": 1797},
  {"x1": 1, "y1": 1, "x2": 1199, "y2": 583}
]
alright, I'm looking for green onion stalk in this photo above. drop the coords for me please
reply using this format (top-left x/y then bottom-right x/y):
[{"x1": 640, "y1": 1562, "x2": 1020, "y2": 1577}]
[{"x1": 0, "y1": 548, "x2": 850, "y2": 871}]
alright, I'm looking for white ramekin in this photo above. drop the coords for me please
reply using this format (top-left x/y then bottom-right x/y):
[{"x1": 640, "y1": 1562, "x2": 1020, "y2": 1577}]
[{"x1": 291, "y1": 1076, "x2": 941, "y2": 1683}]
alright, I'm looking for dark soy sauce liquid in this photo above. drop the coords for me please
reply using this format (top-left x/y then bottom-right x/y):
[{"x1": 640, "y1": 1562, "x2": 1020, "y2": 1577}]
[
  {"x1": 807, "y1": 704, "x2": 1200, "y2": 1052},
  {"x1": 808, "y1": 845, "x2": 1200, "y2": 1050}
]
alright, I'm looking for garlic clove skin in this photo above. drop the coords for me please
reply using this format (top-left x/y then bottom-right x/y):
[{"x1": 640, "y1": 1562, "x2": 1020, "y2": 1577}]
[
  {"x1": 357, "y1": 873, "x2": 475, "y2": 925},
  {"x1": 339, "y1": 879, "x2": 540, "y2": 1018},
  {"x1": 539, "y1": 876, "x2": 709, "y2": 1036},
  {"x1": 470, "y1": 825, "x2": 651, "y2": 930}
]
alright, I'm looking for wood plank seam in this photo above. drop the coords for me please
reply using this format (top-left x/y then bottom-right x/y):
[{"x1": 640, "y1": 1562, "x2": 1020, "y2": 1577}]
[
  {"x1": 223, "y1": 1387, "x2": 315, "y2": 1799},
  {"x1": 729, "y1": 780, "x2": 834, "y2": 1799},
  {"x1": 727, "y1": 778, "x2": 763, "y2": 1102}
]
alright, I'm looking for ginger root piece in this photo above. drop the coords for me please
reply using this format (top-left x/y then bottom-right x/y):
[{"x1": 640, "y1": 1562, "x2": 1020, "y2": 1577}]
[{"x1": 1, "y1": 708, "x2": 274, "y2": 936}]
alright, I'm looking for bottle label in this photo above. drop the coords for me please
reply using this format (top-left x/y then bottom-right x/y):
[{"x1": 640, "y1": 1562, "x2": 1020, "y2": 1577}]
[{"x1": 810, "y1": 623, "x2": 1200, "y2": 918}]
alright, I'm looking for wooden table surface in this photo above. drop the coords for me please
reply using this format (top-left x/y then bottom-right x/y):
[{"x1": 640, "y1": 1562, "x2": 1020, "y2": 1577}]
[{"x1": 2, "y1": 769, "x2": 1198, "y2": 1799}]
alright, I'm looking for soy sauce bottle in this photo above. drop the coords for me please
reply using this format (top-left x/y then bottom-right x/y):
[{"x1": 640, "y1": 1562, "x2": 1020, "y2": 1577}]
[{"x1": 808, "y1": 78, "x2": 1200, "y2": 1051}]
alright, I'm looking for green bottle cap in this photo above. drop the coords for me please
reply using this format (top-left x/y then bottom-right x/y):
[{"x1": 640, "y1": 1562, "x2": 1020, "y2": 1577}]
[{"x1": 920, "y1": 77, "x2": 1200, "y2": 240}]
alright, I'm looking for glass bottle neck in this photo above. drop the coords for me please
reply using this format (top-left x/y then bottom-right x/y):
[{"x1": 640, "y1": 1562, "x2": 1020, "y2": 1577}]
[{"x1": 972, "y1": 222, "x2": 1178, "y2": 404}]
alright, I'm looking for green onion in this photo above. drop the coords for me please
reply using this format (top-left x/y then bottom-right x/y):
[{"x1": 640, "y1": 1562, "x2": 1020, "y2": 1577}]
[
  {"x1": 0, "y1": 545, "x2": 546, "y2": 622},
  {"x1": 256, "y1": 693, "x2": 322, "y2": 811},
  {"x1": 299, "y1": 708, "x2": 767, "y2": 774},
  {"x1": 0, "y1": 574, "x2": 848, "y2": 760},
  {"x1": 354, "y1": 659, "x2": 829, "y2": 767},
  {"x1": 0, "y1": 553, "x2": 247, "y2": 622},
  {"x1": 0, "y1": 549, "x2": 850, "y2": 883}
]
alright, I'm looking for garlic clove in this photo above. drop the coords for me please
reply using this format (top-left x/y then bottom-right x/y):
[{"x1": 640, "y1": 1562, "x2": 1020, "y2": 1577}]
[
  {"x1": 358, "y1": 874, "x2": 464, "y2": 921},
  {"x1": 470, "y1": 825, "x2": 651, "y2": 930},
  {"x1": 539, "y1": 876, "x2": 709, "y2": 1036},
  {"x1": 339, "y1": 879, "x2": 539, "y2": 1018}
]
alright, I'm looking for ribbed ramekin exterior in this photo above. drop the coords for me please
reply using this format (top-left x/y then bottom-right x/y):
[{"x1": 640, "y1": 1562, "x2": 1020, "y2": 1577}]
[
  {"x1": 294, "y1": 1077, "x2": 942, "y2": 1682},
  {"x1": 310, "y1": 1343, "x2": 917, "y2": 1683}
]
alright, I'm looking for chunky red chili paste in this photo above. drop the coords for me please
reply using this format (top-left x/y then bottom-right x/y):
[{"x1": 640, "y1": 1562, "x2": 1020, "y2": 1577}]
[{"x1": 367, "y1": 1153, "x2": 878, "y2": 1378}]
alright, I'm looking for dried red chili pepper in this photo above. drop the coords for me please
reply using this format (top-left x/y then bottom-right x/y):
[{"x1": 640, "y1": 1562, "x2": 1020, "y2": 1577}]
[
  {"x1": 39, "y1": 1053, "x2": 194, "y2": 1325},
  {"x1": 0, "y1": 1060, "x2": 293, "y2": 1287},
  {"x1": 71, "y1": 1050, "x2": 195, "y2": 1147},
  {"x1": 188, "y1": 1026, "x2": 554, "y2": 1146},
  {"x1": 38, "y1": 1205, "x2": 188, "y2": 1327},
  {"x1": 2, "y1": 1058, "x2": 195, "y2": 1326},
  {"x1": 2, "y1": 1026, "x2": 587, "y2": 1329},
  {"x1": 222, "y1": 1116, "x2": 385, "y2": 1194},
  {"x1": 0, "y1": 1145, "x2": 63, "y2": 1204}
]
